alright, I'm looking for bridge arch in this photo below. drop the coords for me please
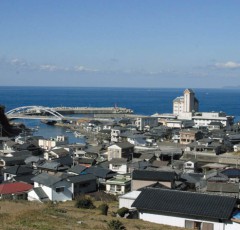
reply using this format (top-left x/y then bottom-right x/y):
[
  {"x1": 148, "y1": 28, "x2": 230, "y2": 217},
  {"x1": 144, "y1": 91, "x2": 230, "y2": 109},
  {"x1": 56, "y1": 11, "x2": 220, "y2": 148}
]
[{"x1": 6, "y1": 106, "x2": 65, "y2": 120}]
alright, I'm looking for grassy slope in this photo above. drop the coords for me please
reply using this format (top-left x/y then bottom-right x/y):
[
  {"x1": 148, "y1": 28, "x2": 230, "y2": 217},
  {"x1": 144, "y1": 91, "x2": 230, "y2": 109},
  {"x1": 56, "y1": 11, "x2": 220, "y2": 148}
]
[{"x1": 0, "y1": 200, "x2": 185, "y2": 230}]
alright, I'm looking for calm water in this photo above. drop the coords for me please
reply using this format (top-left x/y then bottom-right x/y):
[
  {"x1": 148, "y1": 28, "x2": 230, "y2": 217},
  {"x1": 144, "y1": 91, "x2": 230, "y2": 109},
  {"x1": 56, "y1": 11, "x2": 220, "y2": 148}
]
[{"x1": 1, "y1": 87, "x2": 240, "y2": 143}]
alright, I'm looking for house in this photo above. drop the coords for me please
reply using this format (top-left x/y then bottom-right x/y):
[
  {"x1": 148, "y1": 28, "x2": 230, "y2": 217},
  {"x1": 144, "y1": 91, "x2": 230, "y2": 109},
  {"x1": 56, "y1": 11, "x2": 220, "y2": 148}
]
[
  {"x1": 28, "y1": 172, "x2": 97, "y2": 202},
  {"x1": 2, "y1": 165, "x2": 34, "y2": 181},
  {"x1": 131, "y1": 169, "x2": 177, "y2": 191},
  {"x1": 183, "y1": 159, "x2": 199, "y2": 173},
  {"x1": 0, "y1": 150, "x2": 32, "y2": 167},
  {"x1": 111, "y1": 126, "x2": 127, "y2": 143},
  {"x1": 37, "y1": 161, "x2": 69, "y2": 174},
  {"x1": 84, "y1": 166, "x2": 116, "y2": 182},
  {"x1": 132, "y1": 188, "x2": 240, "y2": 230},
  {"x1": 44, "y1": 147, "x2": 71, "y2": 160},
  {"x1": 38, "y1": 136, "x2": 69, "y2": 150},
  {"x1": 205, "y1": 170, "x2": 239, "y2": 194},
  {"x1": 208, "y1": 121, "x2": 223, "y2": 131},
  {"x1": 135, "y1": 116, "x2": 158, "y2": 131},
  {"x1": 179, "y1": 129, "x2": 203, "y2": 145},
  {"x1": 107, "y1": 142, "x2": 134, "y2": 161},
  {"x1": 0, "y1": 182, "x2": 33, "y2": 200},
  {"x1": 119, "y1": 190, "x2": 141, "y2": 209},
  {"x1": 109, "y1": 158, "x2": 129, "y2": 174},
  {"x1": 105, "y1": 174, "x2": 131, "y2": 195}
]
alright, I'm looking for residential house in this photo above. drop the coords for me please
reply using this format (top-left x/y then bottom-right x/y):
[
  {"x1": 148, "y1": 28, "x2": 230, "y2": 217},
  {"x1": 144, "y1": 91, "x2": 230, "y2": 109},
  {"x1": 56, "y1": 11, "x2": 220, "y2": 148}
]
[
  {"x1": 179, "y1": 129, "x2": 203, "y2": 145},
  {"x1": 28, "y1": 172, "x2": 97, "y2": 202},
  {"x1": 119, "y1": 190, "x2": 141, "y2": 209},
  {"x1": 3, "y1": 165, "x2": 34, "y2": 182},
  {"x1": 131, "y1": 169, "x2": 177, "y2": 191},
  {"x1": 38, "y1": 136, "x2": 69, "y2": 150},
  {"x1": 109, "y1": 158, "x2": 129, "y2": 174},
  {"x1": 208, "y1": 121, "x2": 223, "y2": 131},
  {"x1": 135, "y1": 117, "x2": 158, "y2": 131},
  {"x1": 44, "y1": 147, "x2": 71, "y2": 160},
  {"x1": 107, "y1": 142, "x2": 134, "y2": 161},
  {"x1": 84, "y1": 166, "x2": 116, "y2": 190},
  {"x1": 105, "y1": 174, "x2": 131, "y2": 195},
  {"x1": 111, "y1": 126, "x2": 127, "y2": 143},
  {"x1": 132, "y1": 188, "x2": 239, "y2": 230},
  {"x1": 205, "y1": 170, "x2": 239, "y2": 194},
  {"x1": 183, "y1": 159, "x2": 199, "y2": 173},
  {"x1": 0, "y1": 182, "x2": 33, "y2": 200}
]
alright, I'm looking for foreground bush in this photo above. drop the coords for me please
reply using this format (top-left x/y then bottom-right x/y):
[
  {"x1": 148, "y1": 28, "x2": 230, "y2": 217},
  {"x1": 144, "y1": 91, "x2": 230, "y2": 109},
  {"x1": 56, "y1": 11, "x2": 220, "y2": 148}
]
[
  {"x1": 75, "y1": 196, "x2": 95, "y2": 209},
  {"x1": 107, "y1": 219, "x2": 126, "y2": 230},
  {"x1": 98, "y1": 203, "x2": 109, "y2": 215},
  {"x1": 117, "y1": 207, "x2": 129, "y2": 217}
]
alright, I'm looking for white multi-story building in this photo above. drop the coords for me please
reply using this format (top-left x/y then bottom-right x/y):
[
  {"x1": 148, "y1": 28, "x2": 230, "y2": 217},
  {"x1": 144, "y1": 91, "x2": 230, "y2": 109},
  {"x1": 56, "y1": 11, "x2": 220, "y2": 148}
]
[{"x1": 173, "y1": 89, "x2": 199, "y2": 115}]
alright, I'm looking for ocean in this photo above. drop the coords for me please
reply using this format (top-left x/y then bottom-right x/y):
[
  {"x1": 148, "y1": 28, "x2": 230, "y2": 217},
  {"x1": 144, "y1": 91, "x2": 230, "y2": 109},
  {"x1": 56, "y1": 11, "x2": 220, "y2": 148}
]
[{"x1": 1, "y1": 86, "x2": 240, "y2": 143}]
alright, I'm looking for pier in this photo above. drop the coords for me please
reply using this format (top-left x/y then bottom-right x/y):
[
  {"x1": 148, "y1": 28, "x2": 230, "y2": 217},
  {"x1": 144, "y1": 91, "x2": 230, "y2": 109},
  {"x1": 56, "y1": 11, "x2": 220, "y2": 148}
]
[{"x1": 53, "y1": 106, "x2": 133, "y2": 115}]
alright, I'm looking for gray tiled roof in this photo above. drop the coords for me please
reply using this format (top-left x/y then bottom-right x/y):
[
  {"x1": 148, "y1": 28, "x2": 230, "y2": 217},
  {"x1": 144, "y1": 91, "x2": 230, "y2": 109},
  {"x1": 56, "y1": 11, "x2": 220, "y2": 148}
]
[
  {"x1": 67, "y1": 174, "x2": 96, "y2": 183},
  {"x1": 33, "y1": 187, "x2": 49, "y2": 200},
  {"x1": 85, "y1": 166, "x2": 116, "y2": 179},
  {"x1": 31, "y1": 173, "x2": 62, "y2": 186},
  {"x1": 132, "y1": 169, "x2": 176, "y2": 181},
  {"x1": 68, "y1": 165, "x2": 87, "y2": 174},
  {"x1": 132, "y1": 188, "x2": 236, "y2": 220},
  {"x1": 115, "y1": 142, "x2": 134, "y2": 149}
]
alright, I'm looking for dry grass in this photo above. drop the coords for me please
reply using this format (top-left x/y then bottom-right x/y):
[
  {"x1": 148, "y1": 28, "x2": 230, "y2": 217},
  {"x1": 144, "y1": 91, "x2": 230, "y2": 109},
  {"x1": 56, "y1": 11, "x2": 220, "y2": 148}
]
[{"x1": 0, "y1": 199, "x2": 185, "y2": 230}]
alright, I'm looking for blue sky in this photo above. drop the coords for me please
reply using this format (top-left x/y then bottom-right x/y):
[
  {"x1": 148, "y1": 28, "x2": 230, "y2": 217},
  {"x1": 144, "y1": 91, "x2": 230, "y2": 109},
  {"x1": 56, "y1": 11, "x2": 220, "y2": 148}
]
[{"x1": 0, "y1": 0, "x2": 240, "y2": 88}]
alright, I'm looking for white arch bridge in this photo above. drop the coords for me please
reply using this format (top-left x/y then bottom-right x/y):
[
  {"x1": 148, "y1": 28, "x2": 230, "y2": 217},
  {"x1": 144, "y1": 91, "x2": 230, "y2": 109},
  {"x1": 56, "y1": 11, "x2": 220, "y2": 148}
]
[{"x1": 6, "y1": 106, "x2": 66, "y2": 121}]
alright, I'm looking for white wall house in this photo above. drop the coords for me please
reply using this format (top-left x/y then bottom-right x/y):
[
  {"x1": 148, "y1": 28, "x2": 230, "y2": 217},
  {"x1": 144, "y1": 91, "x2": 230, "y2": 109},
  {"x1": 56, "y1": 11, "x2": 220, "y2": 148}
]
[
  {"x1": 119, "y1": 191, "x2": 141, "y2": 209},
  {"x1": 109, "y1": 158, "x2": 128, "y2": 174},
  {"x1": 132, "y1": 188, "x2": 239, "y2": 230},
  {"x1": 28, "y1": 173, "x2": 72, "y2": 202},
  {"x1": 105, "y1": 174, "x2": 131, "y2": 195},
  {"x1": 38, "y1": 136, "x2": 69, "y2": 150}
]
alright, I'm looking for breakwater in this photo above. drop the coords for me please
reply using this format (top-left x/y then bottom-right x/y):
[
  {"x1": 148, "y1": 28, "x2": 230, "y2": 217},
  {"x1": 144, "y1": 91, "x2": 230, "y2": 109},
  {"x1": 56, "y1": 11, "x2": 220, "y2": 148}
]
[{"x1": 53, "y1": 106, "x2": 133, "y2": 115}]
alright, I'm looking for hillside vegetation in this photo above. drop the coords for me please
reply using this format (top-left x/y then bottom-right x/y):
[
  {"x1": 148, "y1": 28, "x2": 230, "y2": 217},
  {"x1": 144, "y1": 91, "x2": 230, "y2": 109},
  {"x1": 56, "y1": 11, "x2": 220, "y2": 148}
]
[{"x1": 0, "y1": 199, "x2": 185, "y2": 230}]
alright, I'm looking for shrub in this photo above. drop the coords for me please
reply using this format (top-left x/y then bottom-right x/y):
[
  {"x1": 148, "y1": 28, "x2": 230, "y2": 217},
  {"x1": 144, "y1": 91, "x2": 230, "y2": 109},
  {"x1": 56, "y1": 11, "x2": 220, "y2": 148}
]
[
  {"x1": 98, "y1": 203, "x2": 109, "y2": 215},
  {"x1": 117, "y1": 207, "x2": 129, "y2": 217},
  {"x1": 107, "y1": 219, "x2": 126, "y2": 230},
  {"x1": 75, "y1": 196, "x2": 95, "y2": 209}
]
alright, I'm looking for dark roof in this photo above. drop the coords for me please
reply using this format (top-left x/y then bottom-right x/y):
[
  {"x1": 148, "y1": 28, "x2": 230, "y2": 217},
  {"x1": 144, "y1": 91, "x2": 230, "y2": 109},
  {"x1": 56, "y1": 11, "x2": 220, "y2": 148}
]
[
  {"x1": 84, "y1": 166, "x2": 116, "y2": 179},
  {"x1": 68, "y1": 165, "x2": 87, "y2": 174},
  {"x1": 3, "y1": 165, "x2": 33, "y2": 175},
  {"x1": 132, "y1": 188, "x2": 237, "y2": 220},
  {"x1": 33, "y1": 187, "x2": 49, "y2": 200},
  {"x1": 31, "y1": 173, "x2": 62, "y2": 187},
  {"x1": 221, "y1": 168, "x2": 240, "y2": 178},
  {"x1": 109, "y1": 158, "x2": 128, "y2": 164},
  {"x1": 113, "y1": 142, "x2": 134, "y2": 149},
  {"x1": 13, "y1": 174, "x2": 35, "y2": 184},
  {"x1": 67, "y1": 174, "x2": 96, "y2": 183},
  {"x1": 132, "y1": 170, "x2": 176, "y2": 182}
]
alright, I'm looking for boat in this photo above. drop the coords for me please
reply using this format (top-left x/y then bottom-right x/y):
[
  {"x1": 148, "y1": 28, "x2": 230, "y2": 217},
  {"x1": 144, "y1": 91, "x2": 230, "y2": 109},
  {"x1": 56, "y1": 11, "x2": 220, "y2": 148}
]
[
  {"x1": 74, "y1": 131, "x2": 85, "y2": 138},
  {"x1": 40, "y1": 120, "x2": 57, "y2": 125}
]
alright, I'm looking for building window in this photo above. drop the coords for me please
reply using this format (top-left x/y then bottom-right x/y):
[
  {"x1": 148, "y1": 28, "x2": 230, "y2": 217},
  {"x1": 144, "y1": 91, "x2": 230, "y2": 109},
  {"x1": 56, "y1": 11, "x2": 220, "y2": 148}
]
[
  {"x1": 112, "y1": 164, "x2": 120, "y2": 170},
  {"x1": 55, "y1": 187, "x2": 64, "y2": 193},
  {"x1": 116, "y1": 185, "x2": 121, "y2": 192}
]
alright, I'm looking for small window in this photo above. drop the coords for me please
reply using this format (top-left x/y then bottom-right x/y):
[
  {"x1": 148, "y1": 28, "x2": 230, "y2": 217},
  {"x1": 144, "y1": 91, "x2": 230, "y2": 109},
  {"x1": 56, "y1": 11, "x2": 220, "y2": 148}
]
[{"x1": 55, "y1": 187, "x2": 64, "y2": 193}]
